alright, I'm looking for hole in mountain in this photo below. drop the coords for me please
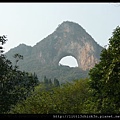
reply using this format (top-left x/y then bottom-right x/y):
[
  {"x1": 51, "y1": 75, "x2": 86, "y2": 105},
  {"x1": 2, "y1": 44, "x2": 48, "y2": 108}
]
[{"x1": 59, "y1": 56, "x2": 78, "y2": 67}]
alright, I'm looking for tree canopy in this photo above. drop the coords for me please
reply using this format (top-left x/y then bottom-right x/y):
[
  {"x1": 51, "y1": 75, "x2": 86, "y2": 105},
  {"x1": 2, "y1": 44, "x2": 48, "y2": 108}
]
[
  {"x1": 88, "y1": 26, "x2": 120, "y2": 114},
  {"x1": 0, "y1": 36, "x2": 39, "y2": 113}
]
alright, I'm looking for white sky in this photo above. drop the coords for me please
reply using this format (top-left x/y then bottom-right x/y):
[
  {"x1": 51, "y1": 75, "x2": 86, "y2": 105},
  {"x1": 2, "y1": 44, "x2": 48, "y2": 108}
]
[{"x1": 0, "y1": 2, "x2": 120, "y2": 67}]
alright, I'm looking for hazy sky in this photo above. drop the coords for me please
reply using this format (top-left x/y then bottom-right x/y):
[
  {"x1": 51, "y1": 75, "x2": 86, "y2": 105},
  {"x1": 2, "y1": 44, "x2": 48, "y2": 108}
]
[{"x1": 0, "y1": 2, "x2": 120, "y2": 67}]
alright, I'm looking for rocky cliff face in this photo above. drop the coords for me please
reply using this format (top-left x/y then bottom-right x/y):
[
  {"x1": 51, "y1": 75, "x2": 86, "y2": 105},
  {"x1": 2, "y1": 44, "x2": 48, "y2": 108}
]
[
  {"x1": 31, "y1": 21, "x2": 103, "y2": 70},
  {"x1": 5, "y1": 21, "x2": 103, "y2": 82}
]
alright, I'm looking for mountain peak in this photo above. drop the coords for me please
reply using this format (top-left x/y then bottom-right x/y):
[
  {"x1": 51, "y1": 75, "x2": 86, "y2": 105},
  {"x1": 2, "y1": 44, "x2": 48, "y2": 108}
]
[
  {"x1": 61, "y1": 20, "x2": 78, "y2": 25},
  {"x1": 18, "y1": 43, "x2": 32, "y2": 47},
  {"x1": 61, "y1": 21, "x2": 80, "y2": 26},
  {"x1": 55, "y1": 21, "x2": 86, "y2": 34}
]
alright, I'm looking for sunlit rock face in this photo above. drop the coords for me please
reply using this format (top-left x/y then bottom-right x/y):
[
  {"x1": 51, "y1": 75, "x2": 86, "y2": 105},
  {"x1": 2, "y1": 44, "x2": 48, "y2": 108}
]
[{"x1": 33, "y1": 21, "x2": 103, "y2": 70}]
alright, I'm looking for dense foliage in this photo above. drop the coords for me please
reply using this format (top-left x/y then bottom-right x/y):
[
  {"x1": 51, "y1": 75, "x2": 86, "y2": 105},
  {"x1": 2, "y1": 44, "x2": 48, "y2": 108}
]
[
  {"x1": 87, "y1": 26, "x2": 120, "y2": 114},
  {"x1": 9, "y1": 78, "x2": 89, "y2": 114},
  {"x1": 0, "y1": 36, "x2": 39, "y2": 113}
]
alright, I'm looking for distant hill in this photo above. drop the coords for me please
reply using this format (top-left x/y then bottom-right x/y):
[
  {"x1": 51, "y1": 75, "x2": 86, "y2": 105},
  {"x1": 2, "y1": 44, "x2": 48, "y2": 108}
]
[{"x1": 5, "y1": 21, "x2": 103, "y2": 83}]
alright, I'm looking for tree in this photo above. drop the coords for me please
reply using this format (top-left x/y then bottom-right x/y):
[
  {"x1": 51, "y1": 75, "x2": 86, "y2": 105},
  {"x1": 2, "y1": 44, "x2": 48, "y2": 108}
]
[
  {"x1": 54, "y1": 78, "x2": 60, "y2": 87},
  {"x1": 88, "y1": 26, "x2": 120, "y2": 114},
  {"x1": 13, "y1": 53, "x2": 23, "y2": 69},
  {"x1": 43, "y1": 76, "x2": 48, "y2": 85},
  {"x1": 0, "y1": 36, "x2": 39, "y2": 113},
  {"x1": 48, "y1": 79, "x2": 52, "y2": 86},
  {"x1": 0, "y1": 35, "x2": 7, "y2": 56}
]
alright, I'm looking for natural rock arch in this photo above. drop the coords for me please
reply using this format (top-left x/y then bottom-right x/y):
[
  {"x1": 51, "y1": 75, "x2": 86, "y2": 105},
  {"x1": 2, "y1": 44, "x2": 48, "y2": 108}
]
[
  {"x1": 59, "y1": 55, "x2": 78, "y2": 67},
  {"x1": 47, "y1": 41, "x2": 101, "y2": 70}
]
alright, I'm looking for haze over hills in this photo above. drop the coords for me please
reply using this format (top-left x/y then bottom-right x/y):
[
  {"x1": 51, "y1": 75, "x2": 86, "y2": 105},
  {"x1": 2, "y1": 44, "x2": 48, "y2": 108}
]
[{"x1": 5, "y1": 21, "x2": 103, "y2": 83}]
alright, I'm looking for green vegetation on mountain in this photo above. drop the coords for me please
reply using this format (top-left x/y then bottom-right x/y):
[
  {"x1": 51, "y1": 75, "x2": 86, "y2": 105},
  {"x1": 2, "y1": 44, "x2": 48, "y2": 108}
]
[{"x1": 5, "y1": 45, "x2": 89, "y2": 84}]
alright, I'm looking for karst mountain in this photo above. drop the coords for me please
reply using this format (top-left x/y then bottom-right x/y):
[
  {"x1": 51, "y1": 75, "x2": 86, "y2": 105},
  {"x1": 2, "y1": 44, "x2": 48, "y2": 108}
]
[{"x1": 5, "y1": 21, "x2": 103, "y2": 83}]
